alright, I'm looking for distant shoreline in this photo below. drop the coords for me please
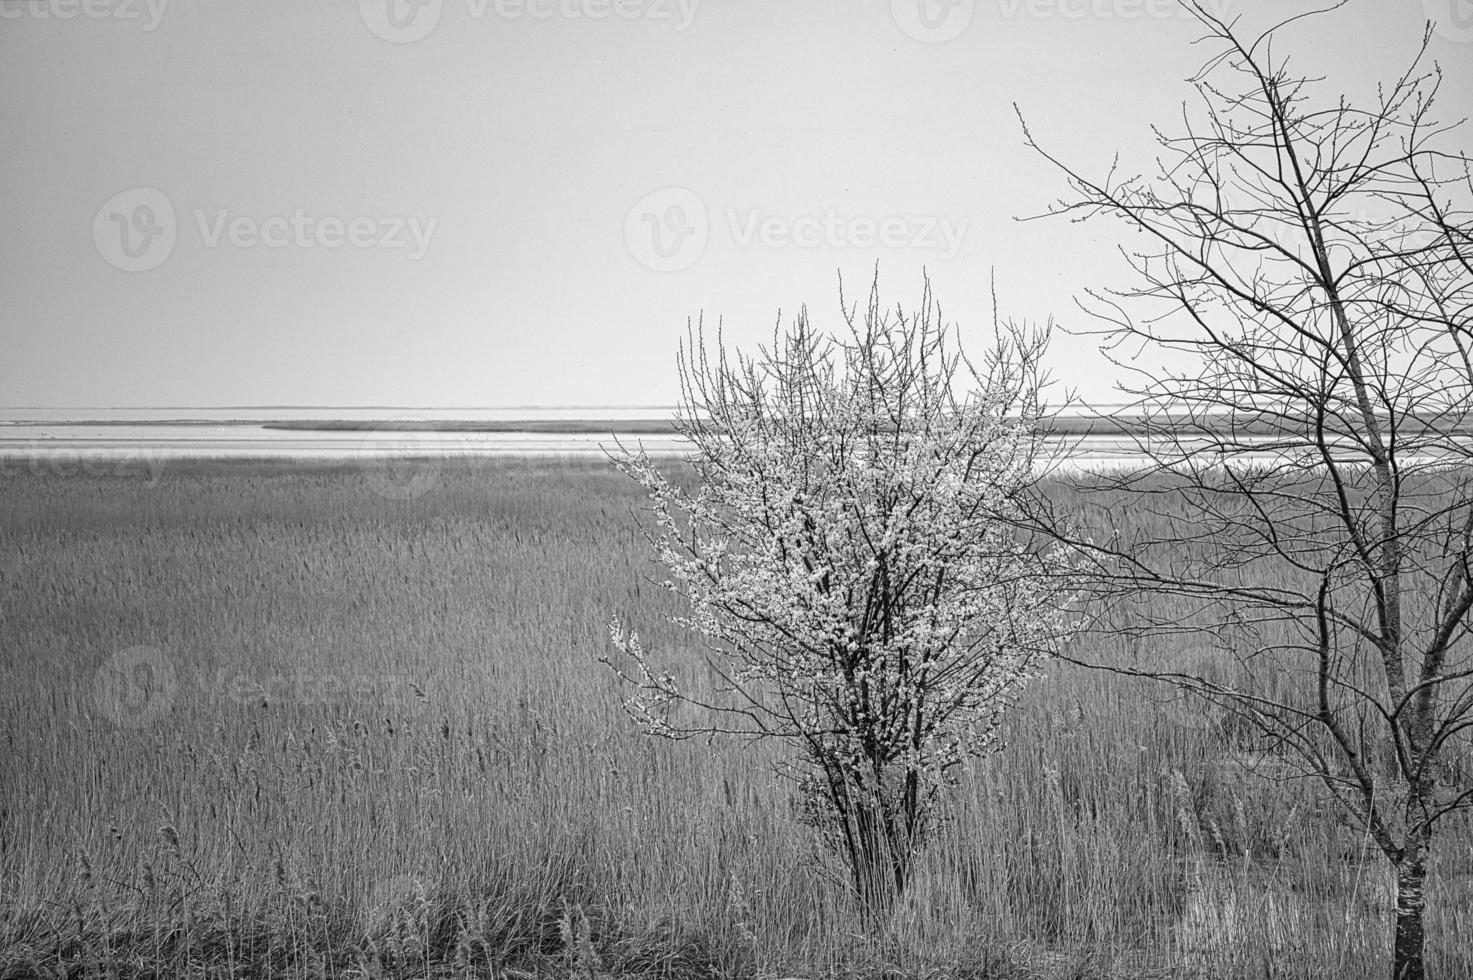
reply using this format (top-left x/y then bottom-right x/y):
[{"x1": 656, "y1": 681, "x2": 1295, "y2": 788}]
[
  {"x1": 261, "y1": 418, "x2": 1147, "y2": 436},
  {"x1": 260, "y1": 417, "x2": 1462, "y2": 438},
  {"x1": 6, "y1": 415, "x2": 1470, "y2": 439},
  {"x1": 265, "y1": 419, "x2": 684, "y2": 434}
]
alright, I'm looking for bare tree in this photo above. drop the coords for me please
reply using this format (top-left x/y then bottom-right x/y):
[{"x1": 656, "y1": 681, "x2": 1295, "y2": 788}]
[
  {"x1": 604, "y1": 275, "x2": 1080, "y2": 915},
  {"x1": 1016, "y1": 3, "x2": 1473, "y2": 977}
]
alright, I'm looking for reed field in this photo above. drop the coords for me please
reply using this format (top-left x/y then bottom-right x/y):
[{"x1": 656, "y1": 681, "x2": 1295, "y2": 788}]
[{"x1": 2, "y1": 457, "x2": 1471, "y2": 979}]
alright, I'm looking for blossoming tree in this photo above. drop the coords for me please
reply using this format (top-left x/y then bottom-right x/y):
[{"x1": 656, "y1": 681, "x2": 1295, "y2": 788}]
[{"x1": 604, "y1": 275, "x2": 1080, "y2": 913}]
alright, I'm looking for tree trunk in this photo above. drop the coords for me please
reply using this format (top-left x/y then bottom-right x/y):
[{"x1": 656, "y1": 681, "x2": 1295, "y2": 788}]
[
  {"x1": 1393, "y1": 842, "x2": 1429, "y2": 980},
  {"x1": 848, "y1": 802, "x2": 908, "y2": 917}
]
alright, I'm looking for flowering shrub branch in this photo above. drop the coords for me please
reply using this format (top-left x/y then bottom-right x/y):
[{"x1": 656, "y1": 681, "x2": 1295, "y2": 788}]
[{"x1": 604, "y1": 273, "x2": 1082, "y2": 912}]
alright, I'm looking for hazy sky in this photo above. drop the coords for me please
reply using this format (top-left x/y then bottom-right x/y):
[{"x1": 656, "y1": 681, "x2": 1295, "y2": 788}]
[{"x1": 3, "y1": 0, "x2": 1470, "y2": 408}]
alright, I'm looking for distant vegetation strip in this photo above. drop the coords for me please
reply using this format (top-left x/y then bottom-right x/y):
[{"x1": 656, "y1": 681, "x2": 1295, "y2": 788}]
[
  {"x1": 265, "y1": 418, "x2": 1130, "y2": 436},
  {"x1": 264, "y1": 419, "x2": 684, "y2": 434},
  {"x1": 261, "y1": 417, "x2": 1166, "y2": 436},
  {"x1": 262, "y1": 416, "x2": 1473, "y2": 437},
  {"x1": 10, "y1": 415, "x2": 1469, "y2": 438}
]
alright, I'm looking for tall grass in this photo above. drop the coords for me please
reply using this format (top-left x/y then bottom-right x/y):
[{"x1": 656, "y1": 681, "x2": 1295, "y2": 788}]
[{"x1": 1, "y1": 457, "x2": 1469, "y2": 978}]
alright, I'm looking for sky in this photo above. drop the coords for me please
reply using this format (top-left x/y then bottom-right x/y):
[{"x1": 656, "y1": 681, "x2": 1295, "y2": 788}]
[{"x1": 2, "y1": 0, "x2": 1471, "y2": 409}]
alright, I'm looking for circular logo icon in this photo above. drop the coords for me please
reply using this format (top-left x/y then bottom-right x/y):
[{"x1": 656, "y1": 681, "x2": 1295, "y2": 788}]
[
  {"x1": 358, "y1": 424, "x2": 442, "y2": 500},
  {"x1": 1425, "y1": 0, "x2": 1473, "y2": 43},
  {"x1": 892, "y1": 0, "x2": 974, "y2": 43},
  {"x1": 624, "y1": 187, "x2": 709, "y2": 273},
  {"x1": 93, "y1": 646, "x2": 178, "y2": 727},
  {"x1": 93, "y1": 188, "x2": 177, "y2": 273},
  {"x1": 359, "y1": 0, "x2": 442, "y2": 43}
]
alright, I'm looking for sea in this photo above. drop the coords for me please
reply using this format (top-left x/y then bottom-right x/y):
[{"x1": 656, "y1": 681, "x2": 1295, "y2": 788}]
[
  {"x1": 0, "y1": 406, "x2": 1448, "y2": 471},
  {"x1": 0, "y1": 407, "x2": 696, "y2": 461}
]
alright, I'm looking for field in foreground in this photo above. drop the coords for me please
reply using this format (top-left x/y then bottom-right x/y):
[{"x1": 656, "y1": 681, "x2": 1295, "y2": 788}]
[{"x1": 1, "y1": 458, "x2": 1470, "y2": 979}]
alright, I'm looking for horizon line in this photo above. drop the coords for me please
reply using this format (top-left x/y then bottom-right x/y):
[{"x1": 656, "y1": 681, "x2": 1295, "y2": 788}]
[{"x1": 0, "y1": 402, "x2": 1143, "y2": 412}]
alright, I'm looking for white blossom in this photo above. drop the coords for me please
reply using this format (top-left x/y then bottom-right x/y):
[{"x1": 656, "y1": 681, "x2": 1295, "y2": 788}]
[{"x1": 602, "y1": 275, "x2": 1083, "y2": 907}]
